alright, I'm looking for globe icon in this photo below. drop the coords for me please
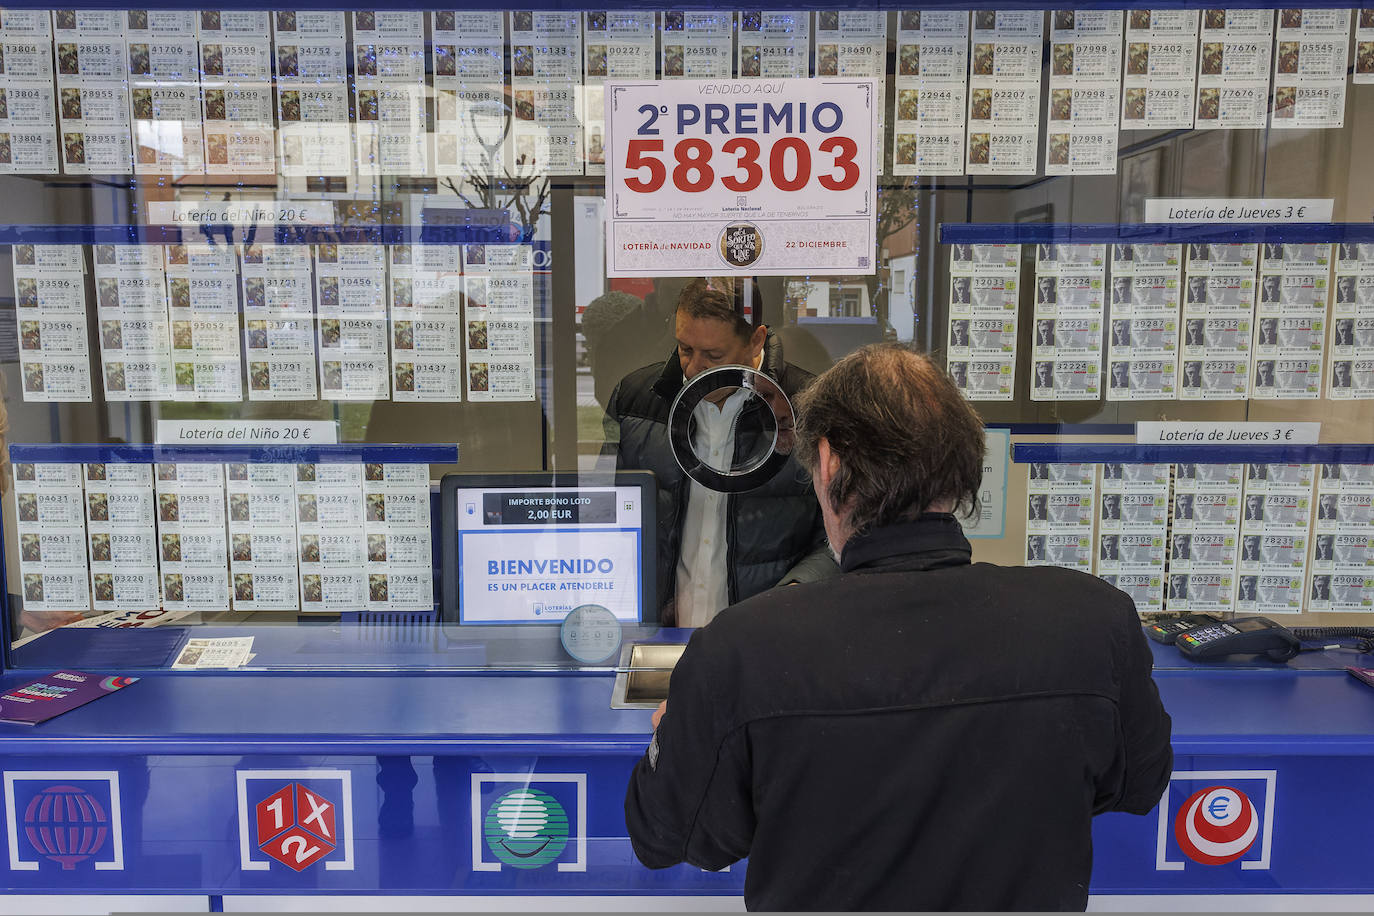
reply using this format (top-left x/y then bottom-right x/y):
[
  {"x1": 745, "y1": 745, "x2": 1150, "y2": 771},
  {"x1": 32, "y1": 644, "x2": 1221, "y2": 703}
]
[
  {"x1": 483, "y1": 788, "x2": 569, "y2": 869},
  {"x1": 22, "y1": 785, "x2": 109, "y2": 869}
]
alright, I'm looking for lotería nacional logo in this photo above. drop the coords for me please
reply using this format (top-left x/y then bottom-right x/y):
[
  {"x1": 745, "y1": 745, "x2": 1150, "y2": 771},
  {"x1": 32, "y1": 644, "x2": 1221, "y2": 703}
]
[
  {"x1": 3, "y1": 771, "x2": 124, "y2": 871},
  {"x1": 236, "y1": 768, "x2": 354, "y2": 872},
  {"x1": 1156, "y1": 770, "x2": 1276, "y2": 871},
  {"x1": 471, "y1": 773, "x2": 586, "y2": 872},
  {"x1": 719, "y1": 223, "x2": 763, "y2": 268}
]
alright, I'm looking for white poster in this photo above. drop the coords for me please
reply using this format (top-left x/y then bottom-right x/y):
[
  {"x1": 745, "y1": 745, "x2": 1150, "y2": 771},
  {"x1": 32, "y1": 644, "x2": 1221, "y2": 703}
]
[
  {"x1": 510, "y1": 10, "x2": 583, "y2": 174},
  {"x1": 1195, "y1": 9, "x2": 1273, "y2": 130},
  {"x1": 1312, "y1": 463, "x2": 1374, "y2": 611},
  {"x1": 83, "y1": 462, "x2": 159, "y2": 610},
  {"x1": 94, "y1": 243, "x2": 173, "y2": 400},
  {"x1": 661, "y1": 10, "x2": 732, "y2": 79},
  {"x1": 1330, "y1": 243, "x2": 1374, "y2": 398},
  {"x1": 1122, "y1": 9, "x2": 1199, "y2": 130},
  {"x1": 966, "y1": 10, "x2": 1042, "y2": 175},
  {"x1": 432, "y1": 10, "x2": 508, "y2": 178},
  {"x1": 13, "y1": 462, "x2": 90, "y2": 613},
  {"x1": 1237, "y1": 463, "x2": 1314, "y2": 615},
  {"x1": 0, "y1": 11, "x2": 60, "y2": 173},
  {"x1": 1097, "y1": 462, "x2": 1169, "y2": 613},
  {"x1": 1046, "y1": 10, "x2": 1122, "y2": 175},
  {"x1": 947, "y1": 243, "x2": 1020, "y2": 401},
  {"x1": 1272, "y1": 8, "x2": 1351, "y2": 129},
  {"x1": 1025, "y1": 462, "x2": 1096, "y2": 573},
  {"x1": 737, "y1": 10, "x2": 810, "y2": 79},
  {"x1": 1106, "y1": 243, "x2": 1181, "y2": 401},
  {"x1": 1180, "y1": 243, "x2": 1257, "y2": 400},
  {"x1": 275, "y1": 10, "x2": 350, "y2": 178},
  {"x1": 893, "y1": 10, "x2": 969, "y2": 176},
  {"x1": 166, "y1": 243, "x2": 242, "y2": 402},
  {"x1": 1031, "y1": 243, "x2": 1106, "y2": 401},
  {"x1": 1251, "y1": 243, "x2": 1328, "y2": 400},
  {"x1": 242, "y1": 243, "x2": 317, "y2": 400},
  {"x1": 156, "y1": 462, "x2": 230, "y2": 611},
  {"x1": 606, "y1": 77, "x2": 878, "y2": 277},
  {"x1": 13, "y1": 243, "x2": 91, "y2": 402},
  {"x1": 1167, "y1": 463, "x2": 1243, "y2": 613}
]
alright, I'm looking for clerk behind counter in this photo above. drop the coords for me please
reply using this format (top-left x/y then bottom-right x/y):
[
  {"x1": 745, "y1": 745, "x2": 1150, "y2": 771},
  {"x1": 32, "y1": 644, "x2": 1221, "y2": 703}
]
[{"x1": 603, "y1": 278, "x2": 835, "y2": 627}]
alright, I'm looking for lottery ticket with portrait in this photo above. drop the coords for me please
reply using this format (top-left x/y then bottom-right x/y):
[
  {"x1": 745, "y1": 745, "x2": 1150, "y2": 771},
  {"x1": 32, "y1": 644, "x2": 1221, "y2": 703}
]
[
  {"x1": 353, "y1": 10, "x2": 427, "y2": 177},
  {"x1": 737, "y1": 10, "x2": 810, "y2": 79},
  {"x1": 893, "y1": 10, "x2": 968, "y2": 176},
  {"x1": 1236, "y1": 463, "x2": 1314, "y2": 614},
  {"x1": 226, "y1": 463, "x2": 299, "y2": 612},
  {"x1": 242, "y1": 242, "x2": 317, "y2": 401},
  {"x1": 194, "y1": 11, "x2": 271, "y2": 173},
  {"x1": 274, "y1": 10, "x2": 350, "y2": 178},
  {"x1": 582, "y1": 10, "x2": 655, "y2": 176},
  {"x1": 509, "y1": 10, "x2": 583, "y2": 173},
  {"x1": 294, "y1": 462, "x2": 366, "y2": 612},
  {"x1": 947, "y1": 243, "x2": 1019, "y2": 401},
  {"x1": 126, "y1": 11, "x2": 203, "y2": 174},
  {"x1": 1194, "y1": 9, "x2": 1273, "y2": 130},
  {"x1": 54, "y1": 11, "x2": 132, "y2": 173},
  {"x1": 1167, "y1": 463, "x2": 1243, "y2": 613},
  {"x1": 1121, "y1": 9, "x2": 1199, "y2": 130},
  {"x1": 1311, "y1": 463, "x2": 1374, "y2": 611},
  {"x1": 432, "y1": 11, "x2": 508, "y2": 177},
  {"x1": 1251, "y1": 243, "x2": 1328, "y2": 399},
  {"x1": 1330, "y1": 243, "x2": 1374, "y2": 399},
  {"x1": 1272, "y1": 8, "x2": 1351, "y2": 129},
  {"x1": 165, "y1": 243, "x2": 242, "y2": 402},
  {"x1": 0, "y1": 11, "x2": 60, "y2": 173},
  {"x1": 363, "y1": 463, "x2": 434, "y2": 611},
  {"x1": 661, "y1": 10, "x2": 731, "y2": 80},
  {"x1": 13, "y1": 462, "x2": 90, "y2": 613},
  {"x1": 1179, "y1": 242, "x2": 1257, "y2": 400},
  {"x1": 390, "y1": 243, "x2": 463, "y2": 401},
  {"x1": 1096, "y1": 462, "x2": 1168, "y2": 612},
  {"x1": 316, "y1": 242, "x2": 389, "y2": 401},
  {"x1": 83, "y1": 462, "x2": 158, "y2": 611},
  {"x1": 155, "y1": 462, "x2": 229, "y2": 611},
  {"x1": 966, "y1": 10, "x2": 1042, "y2": 175},
  {"x1": 93, "y1": 243, "x2": 172, "y2": 400},
  {"x1": 1357, "y1": 9, "x2": 1374, "y2": 84},
  {"x1": 464, "y1": 243, "x2": 536, "y2": 401},
  {"x1": 1106, "y1": 242, "x2": 1181, "y2": 401},
  {"x1": 13, "y1": 243, "x2": 91, "y2": 402},
  {"x1": 1025, "y1": 462, "x2": 1096, "y2": 573},
  {"x1": 1031, "y1": 243, "x2": 1105, "y2": 401},
  {"x1": 1046, "y1": 10, "x2": 1122, "y2": 175}
]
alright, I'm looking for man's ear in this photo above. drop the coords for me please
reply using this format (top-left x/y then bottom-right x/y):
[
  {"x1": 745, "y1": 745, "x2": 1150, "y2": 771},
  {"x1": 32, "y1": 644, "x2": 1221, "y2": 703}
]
[
  {"x1": 749, "y1": 323, "x2": 768, "y2": 356},
  {"x1": 816, "y1": 438, "x2": 842, "y2": 492}
]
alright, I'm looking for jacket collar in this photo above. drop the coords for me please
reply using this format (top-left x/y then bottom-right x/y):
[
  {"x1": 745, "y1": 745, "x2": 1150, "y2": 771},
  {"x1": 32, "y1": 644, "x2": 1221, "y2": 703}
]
[
  {"x1": 838, "y1": 514, "x2": 974, "y2": 573},
  {"x1": 652, "y1": 328, "x2": 784, "y2": 402}
]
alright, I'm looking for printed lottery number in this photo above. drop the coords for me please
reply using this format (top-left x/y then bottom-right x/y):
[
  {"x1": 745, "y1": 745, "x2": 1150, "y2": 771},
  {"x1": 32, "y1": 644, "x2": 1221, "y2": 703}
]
[{"x1": 622, "y1": 136, "x2": 860, "y2": 194}]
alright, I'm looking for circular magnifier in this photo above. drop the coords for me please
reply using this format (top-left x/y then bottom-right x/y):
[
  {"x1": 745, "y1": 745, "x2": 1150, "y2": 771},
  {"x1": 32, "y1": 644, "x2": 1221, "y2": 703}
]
[{"x1": 668, "y1": 364, "x2": 797, "y2": 494}]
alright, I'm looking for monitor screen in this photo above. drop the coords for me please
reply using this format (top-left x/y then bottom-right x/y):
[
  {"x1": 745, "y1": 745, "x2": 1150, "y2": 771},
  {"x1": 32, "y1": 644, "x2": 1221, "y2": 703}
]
[{"x1": 440, "y1": 472, "x2": 656, "y2": 625}]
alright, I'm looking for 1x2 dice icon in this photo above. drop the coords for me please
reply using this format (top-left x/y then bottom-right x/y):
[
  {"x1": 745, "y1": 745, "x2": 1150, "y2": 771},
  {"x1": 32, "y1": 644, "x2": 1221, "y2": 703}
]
[{"x1": 255, "y1": 783, "x2": 337, "y2": 871}]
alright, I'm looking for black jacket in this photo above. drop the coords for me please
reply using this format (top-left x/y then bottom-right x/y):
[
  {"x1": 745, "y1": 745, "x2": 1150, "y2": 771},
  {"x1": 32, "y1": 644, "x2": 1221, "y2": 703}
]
[
  {"x1": 604, "y1": 331, "x2": 833, "y2": 623},
  {"x1": 625, "y1": 515, "x2": 1174, "y2": 911}
]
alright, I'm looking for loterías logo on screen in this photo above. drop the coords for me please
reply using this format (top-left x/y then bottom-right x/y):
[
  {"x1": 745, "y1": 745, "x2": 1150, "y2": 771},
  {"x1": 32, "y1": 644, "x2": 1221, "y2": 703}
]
[{"x1": 1156, "y1": 770, "x2": 1276, "y2": 871}]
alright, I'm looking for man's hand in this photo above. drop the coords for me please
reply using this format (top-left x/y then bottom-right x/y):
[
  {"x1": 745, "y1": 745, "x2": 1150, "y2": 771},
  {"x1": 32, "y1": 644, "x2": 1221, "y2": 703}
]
[{"x1": 651, "y1": 700, "x2": 667, "y2": 730}]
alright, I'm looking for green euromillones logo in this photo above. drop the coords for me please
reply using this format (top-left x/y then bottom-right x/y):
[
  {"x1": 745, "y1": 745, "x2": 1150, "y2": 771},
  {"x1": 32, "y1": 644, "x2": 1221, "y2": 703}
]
[{"x1": 482, "y1": 788, "x2": 570, "y2": 869}]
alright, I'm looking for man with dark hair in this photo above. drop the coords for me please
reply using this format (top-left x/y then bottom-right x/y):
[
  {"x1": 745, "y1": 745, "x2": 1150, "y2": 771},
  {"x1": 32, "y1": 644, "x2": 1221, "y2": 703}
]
[
  {"x1": 605, "y1": 278, "x2": 831, "y2": 626},
  {"x1": 626, "y1": 345, "x2": 1172, "y2": 911}
]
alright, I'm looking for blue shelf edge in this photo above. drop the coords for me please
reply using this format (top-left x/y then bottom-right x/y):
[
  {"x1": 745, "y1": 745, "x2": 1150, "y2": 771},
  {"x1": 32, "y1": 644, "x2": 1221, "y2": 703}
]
[
  {"x1": 0, "y1": 224, "x2": 513, "y2": 246},
  {"x1": 1013, "y1": 443, "x2": 1374, "y2": 465},
  {"x1": 8, "y1": 443, "x2": 459, "y2": 464},
  {"x1": 941, "y1": 222, "x2": 1374, "y2": 245}
]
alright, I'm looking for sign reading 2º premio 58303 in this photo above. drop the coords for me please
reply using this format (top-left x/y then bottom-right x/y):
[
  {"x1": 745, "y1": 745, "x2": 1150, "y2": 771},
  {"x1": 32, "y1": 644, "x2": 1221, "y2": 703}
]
[{"x1": 605, "y1": 78, "x2": 878, "y2": 277}]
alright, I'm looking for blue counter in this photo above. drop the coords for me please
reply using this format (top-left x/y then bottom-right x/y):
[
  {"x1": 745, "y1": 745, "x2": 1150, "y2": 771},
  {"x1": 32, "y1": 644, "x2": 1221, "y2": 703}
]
[{"x1": 0, "y1": 636, "x2": 1370, "y2": 898}]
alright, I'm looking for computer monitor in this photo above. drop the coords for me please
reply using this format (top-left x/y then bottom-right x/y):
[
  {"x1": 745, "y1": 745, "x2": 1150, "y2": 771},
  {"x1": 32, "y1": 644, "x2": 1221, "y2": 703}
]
[{"x1": 439, "y1": 471, "x2": 657, "y2": 625}]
